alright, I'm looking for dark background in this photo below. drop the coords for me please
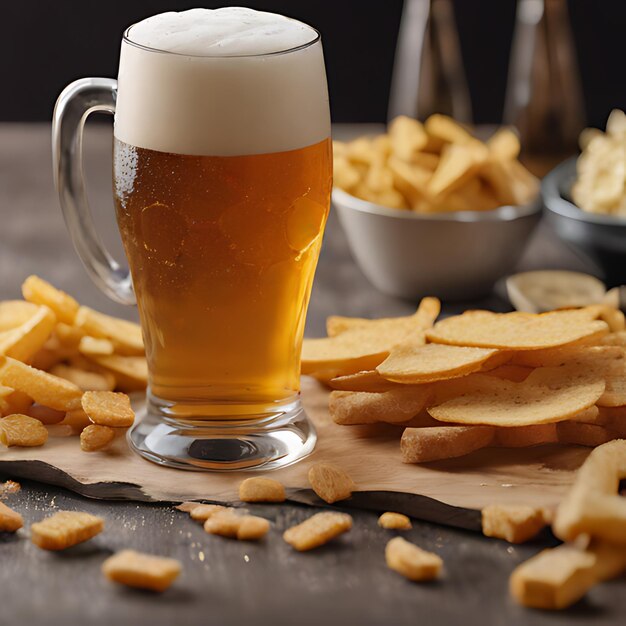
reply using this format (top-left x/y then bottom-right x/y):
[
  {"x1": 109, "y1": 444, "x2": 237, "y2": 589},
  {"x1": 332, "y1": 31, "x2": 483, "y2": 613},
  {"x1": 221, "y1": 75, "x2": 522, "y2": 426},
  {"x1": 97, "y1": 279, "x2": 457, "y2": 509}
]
[{"x1": 1, "y1": 0, "x2": 625, "y2": 127}]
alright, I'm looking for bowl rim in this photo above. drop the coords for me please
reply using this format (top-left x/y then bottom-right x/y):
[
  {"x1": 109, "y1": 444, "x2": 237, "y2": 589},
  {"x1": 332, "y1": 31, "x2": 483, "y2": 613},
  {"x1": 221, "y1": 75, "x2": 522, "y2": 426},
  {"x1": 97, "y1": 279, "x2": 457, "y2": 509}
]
[
  {"x1": 542, "y1": 156, "x2": 626, "y2": 227},
  {"x1": 331, "y1": 188, "x2": 541, "y2": 223}
]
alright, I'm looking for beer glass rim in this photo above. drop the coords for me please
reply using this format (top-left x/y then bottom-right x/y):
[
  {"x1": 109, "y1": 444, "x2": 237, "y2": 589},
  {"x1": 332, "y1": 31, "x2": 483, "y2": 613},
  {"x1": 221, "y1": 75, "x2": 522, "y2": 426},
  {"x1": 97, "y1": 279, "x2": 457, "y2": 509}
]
[{"x1": 122, "y1": 23, "x2": 321, "y2": 59}]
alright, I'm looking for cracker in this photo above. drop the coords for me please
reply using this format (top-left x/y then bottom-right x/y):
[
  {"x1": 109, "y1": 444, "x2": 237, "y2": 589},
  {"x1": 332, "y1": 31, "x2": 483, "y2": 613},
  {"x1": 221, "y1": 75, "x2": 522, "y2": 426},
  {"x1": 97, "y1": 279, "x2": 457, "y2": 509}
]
[
  {"x1": 238, "y1": 477, "x2": 285, "y2": 503},
  {"x1": 385, "y1": 537, "x2": 443, "y2": 582},
  {"x1": 482, "y1": 505, "x2": 548, "y2": 543},
  {"x1": 81, "y1": 391, "x2": 135, "y2": 428},
  {"x1": 0, "y1": 414, "x2": 48, "y2": 447},
  {"x1": 378, "y1": 512, "x2": 412, "y2": 530},
  {"x1": 31, "y1": 511, "x2": 104, "y2": 550},
  {"x1": 401, "y1": 425, "x2": 494, "y2": 463},
  {"x1": 308, "y1": 463, "x2": 354, "y2": 503},
  {"x1": 283, "y1": 512, "x2": 352, "y2": 551}
]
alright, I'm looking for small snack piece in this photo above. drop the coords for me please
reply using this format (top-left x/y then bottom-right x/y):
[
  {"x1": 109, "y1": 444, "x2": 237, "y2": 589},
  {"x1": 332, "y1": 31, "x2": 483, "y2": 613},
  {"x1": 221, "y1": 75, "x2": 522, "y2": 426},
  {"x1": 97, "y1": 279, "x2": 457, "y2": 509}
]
[
  {"x1": 203, "y1": 510, "x2": 243, "y2": 538},
  {"x1": 81, "y1": 391, "x2": 135, "y2": 428},
  {"x1": 283, "y1": 512, "x2": 353, "y2": 551},
  {"x1": 49, "y1": 364, "x2": 116, "y2": 392},
  {"x1": 330, "y1": 369, "x2": 400, "y2": 392},
  {"x1": 0, "y1": 501, "x2": 23, "y2": 532},
  {"x1": 102, "y1": 550, "x2": 181, "y2": 593},
  {"x1": 385, "y1": 537, "x2": 442, "y2": 582},
  {"x1": 189, "y1": 504, "x2": 227, "y2": 522},
  {"x1": 553, "y1": 439, "x2": 626, "y2": 544},
  {"x1": 0, "y1": 300, "x2": 40, "y2": 331},
  {"x1": 78, "y1": 336, "x2": 115, "y2": 356},
  {"x1": 0, "y1": 479, "x2": 21, "y2": 497},
  {"x1": 0, "y1": 414, "x2": 48, "y2": 447},
  {"x1": 510, "y1": 540, "x2": 626, "y2": 610},
  {"x1": 378, "y1": 512, "x2": 412, "y2": 530},
  {"x1": 238, "y1": 477, "x2": 286, "y2": 503},
  {"x1": 330, "y1": 386, "x2": 432, "y2": 426},
  {"x1": 0, "y1": 355, "x2": 82, "y2": 411},
  {"x1": 481, "y1": 505, "x2": 548, "y2": 543},
  {"x1": 401, "y1": 425, "x2": 495, "y2": 463},
  {"x1": 308, "y1": 463, "x2": 354, "y2": 503},
  {"x1": 31, "y1": 510, "x2": 104, "y2": 550},
  {"x1": 22, "y1": 275, "x2": 79, "y2": 325},
  {"x1": 80, "y1": 424, "x2": 116, "y2": 452},
  {"x1": 236, "y1": 515, "x2": 271, "y2": 541},
  {"x1": 425, "y1": 309, "x2": 608, "y2": 350}
]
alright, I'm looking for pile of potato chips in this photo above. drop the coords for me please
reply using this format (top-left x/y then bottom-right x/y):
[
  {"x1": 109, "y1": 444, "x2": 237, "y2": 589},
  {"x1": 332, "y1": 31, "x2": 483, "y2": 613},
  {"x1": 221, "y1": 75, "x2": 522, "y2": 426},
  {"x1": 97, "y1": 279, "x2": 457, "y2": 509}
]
[
  {"x1": 333, "y1": 114, "x2": 538, "y2": 213},
  {"x1": 302, "y1": 298, "x2": 626, "y2": 463},
  {"x1": 572, "y1": 109, "x2": 626, "y2": 217},
  {"x1": 0, "y1": 276, "x2": 145, "y2": 446}
]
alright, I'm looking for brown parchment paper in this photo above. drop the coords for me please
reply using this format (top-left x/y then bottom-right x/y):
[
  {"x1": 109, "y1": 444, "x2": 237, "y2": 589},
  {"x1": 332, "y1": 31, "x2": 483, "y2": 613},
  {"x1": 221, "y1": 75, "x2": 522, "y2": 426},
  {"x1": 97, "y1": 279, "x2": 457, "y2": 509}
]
[{"x1": 0, "y1": 377, "x2": 589, "y2": 526}]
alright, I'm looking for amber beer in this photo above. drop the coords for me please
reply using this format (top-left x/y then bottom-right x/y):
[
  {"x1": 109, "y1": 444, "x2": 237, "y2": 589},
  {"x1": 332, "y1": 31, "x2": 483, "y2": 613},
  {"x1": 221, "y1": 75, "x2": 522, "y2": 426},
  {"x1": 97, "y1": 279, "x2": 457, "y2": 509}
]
[{"x1": 113, "y1": 137, "x2": 331, "y2": 416}]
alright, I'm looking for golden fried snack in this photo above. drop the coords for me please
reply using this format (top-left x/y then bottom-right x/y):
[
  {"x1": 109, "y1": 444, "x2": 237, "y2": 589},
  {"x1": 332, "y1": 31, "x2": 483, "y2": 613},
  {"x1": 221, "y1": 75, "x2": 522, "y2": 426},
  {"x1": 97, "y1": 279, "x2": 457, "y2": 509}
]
[
  {"x1": 378, "y1": 512, "x2": 412, "y2": 530},
  {"x1": 401, "y1": 425, "x2": 495, "y2": 463},
  {"x1": 482, "y1": 505, "x2": 548, "y2": 543},
  {"x1": 238, "y1": 477, "x2": 286, "y2": 503},
  {"x1": 31, "y1": 511, "x2": 104, "y2": 550},
  {"x1": 102, "y1": 550, "x2": 181, "y2": 592},
  {"x1": 81, "y1": 391, "x2": 135, "y2": 428},
  {"x1": 80, "y1": 424, "x2": 116, "y2": 452},
  {"x1": 0, "y1": 414, "x2": 48, "y2": 447},
  {"x1": 22, "y1": 275, "x2": 79, "y2": 325},
  {"x1": 308, "y1": 463, "x2": 354, "y2": 503},
  {"x1": 0, "y1": 501, "x2": 23, "y2": 532},
  {"x1": 385, "y1": 537, "x2": 443, "y2": 582},
  {"x1": 283, "y1": 512, "x2": 352, "y2": 551}
]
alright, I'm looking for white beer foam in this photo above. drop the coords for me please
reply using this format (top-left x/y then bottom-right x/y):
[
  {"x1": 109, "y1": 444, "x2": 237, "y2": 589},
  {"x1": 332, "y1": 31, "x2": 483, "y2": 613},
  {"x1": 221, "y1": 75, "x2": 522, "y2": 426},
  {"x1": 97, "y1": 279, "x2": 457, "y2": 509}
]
[{"x1": 114, "y1": 8, "x2": 330, "y2": 156}]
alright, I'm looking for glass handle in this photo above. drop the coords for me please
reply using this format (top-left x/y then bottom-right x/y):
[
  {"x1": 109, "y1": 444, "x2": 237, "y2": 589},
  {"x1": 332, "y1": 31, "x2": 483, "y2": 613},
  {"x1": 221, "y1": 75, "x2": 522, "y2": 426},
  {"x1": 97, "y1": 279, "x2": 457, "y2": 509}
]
[{"x1": 52, "y1": 77, "x2": 135, "y2": 305}]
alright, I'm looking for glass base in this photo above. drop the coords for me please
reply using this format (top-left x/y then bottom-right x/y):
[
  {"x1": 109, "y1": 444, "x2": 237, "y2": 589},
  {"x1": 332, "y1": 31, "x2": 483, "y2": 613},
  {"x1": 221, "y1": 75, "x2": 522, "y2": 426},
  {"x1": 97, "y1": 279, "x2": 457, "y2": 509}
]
[{"x1": 128, "y1": 395, "x2": 316, "y2": 471}]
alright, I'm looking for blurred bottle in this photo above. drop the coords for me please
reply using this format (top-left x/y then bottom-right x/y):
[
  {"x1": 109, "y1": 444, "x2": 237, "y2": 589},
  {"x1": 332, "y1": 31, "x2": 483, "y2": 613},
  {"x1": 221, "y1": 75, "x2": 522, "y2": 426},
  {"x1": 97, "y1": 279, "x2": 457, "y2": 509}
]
[
  {"x1": 388, "y1": 0, "x2": 472, "y2": 123},
  {"x1": 503, "y1": 0, "x2": 585, "y2": 164}
]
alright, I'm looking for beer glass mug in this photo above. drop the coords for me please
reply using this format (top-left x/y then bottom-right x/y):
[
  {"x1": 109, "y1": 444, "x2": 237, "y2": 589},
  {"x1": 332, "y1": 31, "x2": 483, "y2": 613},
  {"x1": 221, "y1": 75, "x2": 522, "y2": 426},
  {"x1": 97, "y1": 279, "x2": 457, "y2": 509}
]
[{"x1": 52, "y1": 9, "x2": 332, "y2": 470}]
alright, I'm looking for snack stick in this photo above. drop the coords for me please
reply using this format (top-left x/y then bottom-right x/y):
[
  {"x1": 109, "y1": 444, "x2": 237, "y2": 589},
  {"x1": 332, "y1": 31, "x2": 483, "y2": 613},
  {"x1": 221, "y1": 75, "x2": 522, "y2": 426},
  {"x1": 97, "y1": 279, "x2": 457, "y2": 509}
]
[
  {"x1": 24, "y1": 404, "x2": 66, "y2": 426},
  {"x1": 78, "y1": 336, "x2": 115, "y2": 356},
  {"x1": 553, "y1": 439, "x2": 626, "y2": 544},
  {"x1": 401, "y1": 425, "x2": 495, "y2": 463},
  {"x1": 49, "y1": 364, "x2": 116, "y2": 392},
  {"x1": 283, "y1": 512, "x2": 352, "y2": 551},
  {"x1": 494, "y1": 423, "x2": 557, "y2": 448},
  {"x1": 0, "y1": 355, "x2": 82, "y2": 411},
  {"x1": 556, "y1": 422, "x2": 613, "y2": 447},
  {"x1": 0, "y1": 301, "x2": 40, "y2": 332},
  {"x1": 74, "y1": 306, "x2": 143, "y2": 354},
  {"x1": 510, "y1": 540, "x2": 626, "y2": 610},
  {"x1": 330, "y1": 386, "x2": 432, "y2": 426},
  {"x1": 0, "y1": 305, "x2": 56, "y2": 363},
  {"x1": 21, "y1": 276, "x2": 79, "y2": 325}
]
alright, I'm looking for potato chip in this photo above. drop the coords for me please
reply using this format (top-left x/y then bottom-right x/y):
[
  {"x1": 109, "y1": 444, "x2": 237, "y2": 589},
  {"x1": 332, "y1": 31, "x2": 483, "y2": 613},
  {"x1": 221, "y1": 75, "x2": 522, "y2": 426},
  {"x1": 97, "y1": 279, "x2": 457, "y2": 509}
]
[
  {"x1": 426, "y1": 309, "x2": 608, "y2": 350},
  {"x1": 329, "y1": 370, "x2": 401, "y2": 392},
  {"x1": 330, "y1": 387, "x2": 432, "y2": 426},
  {"x1": 0, "y1": 355, "x2": 82, "y2": 411},
  {"x1": 0, "y1": 305, "x2": 56, "y2": 363},
  {"x1": 428, "y1": 367, "x2": 605, "y2": 427},
  {"x1": 22, "y1": 275, "x2": 79, "y2": 325},
  {"x1": 302, "y1": 298, "x2": 440, "y2": 377},
  {"x1": 377, "y1": 343, "x2": 499, "y2": 384},
  {"x1": 74, "y1": 306, "x2": 143, "y2": 355},
  {"x1": 484, "y1": 364, "x2": 532, "y2": 383}
]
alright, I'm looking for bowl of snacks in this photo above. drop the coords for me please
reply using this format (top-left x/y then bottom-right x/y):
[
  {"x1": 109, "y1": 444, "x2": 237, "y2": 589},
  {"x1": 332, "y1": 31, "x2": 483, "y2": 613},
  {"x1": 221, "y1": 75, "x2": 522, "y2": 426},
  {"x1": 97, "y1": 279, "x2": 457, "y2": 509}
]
[
  {"x1": 542, "y1": 110, "x2": 626, "y2": 287},
  {"x1": 332, "y1": 115, "x2": 541, "y2": 301}
]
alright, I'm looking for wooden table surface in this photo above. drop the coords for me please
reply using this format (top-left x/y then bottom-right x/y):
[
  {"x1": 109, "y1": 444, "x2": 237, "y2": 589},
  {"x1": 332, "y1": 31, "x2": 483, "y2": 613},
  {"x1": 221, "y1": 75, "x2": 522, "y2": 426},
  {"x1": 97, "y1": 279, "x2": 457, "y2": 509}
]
[{"x1": 1, "y1": 123, "x2": 623, "y2": 626}]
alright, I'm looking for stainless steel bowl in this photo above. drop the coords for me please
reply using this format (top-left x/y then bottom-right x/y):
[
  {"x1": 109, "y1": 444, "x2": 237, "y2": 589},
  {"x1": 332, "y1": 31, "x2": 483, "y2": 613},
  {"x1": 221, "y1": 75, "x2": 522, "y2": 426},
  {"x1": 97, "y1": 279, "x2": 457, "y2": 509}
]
[
  {"x1": 542, "y1": 158, "x2": 626, "y2": 287},
  {"x1": 332, "y1": 188, "x2": 541, "y2": 301}
]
